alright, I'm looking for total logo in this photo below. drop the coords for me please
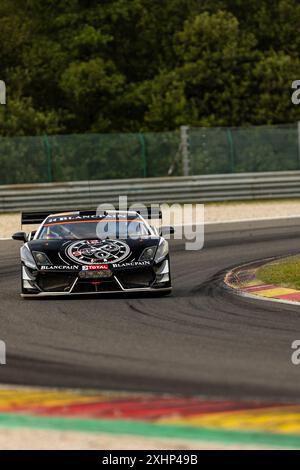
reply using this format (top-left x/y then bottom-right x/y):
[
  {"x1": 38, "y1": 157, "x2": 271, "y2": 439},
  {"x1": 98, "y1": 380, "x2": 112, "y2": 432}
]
[{"x1": 82, "y1": 264, "x2": 109, "y2": 271}]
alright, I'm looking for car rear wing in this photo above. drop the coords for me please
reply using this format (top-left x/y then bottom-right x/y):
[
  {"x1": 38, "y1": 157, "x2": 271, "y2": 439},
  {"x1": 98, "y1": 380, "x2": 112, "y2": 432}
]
[
  {"x1": 87, "y1": 207, "x2": 162, "y2": 220},
  {"x1": 21, "y1": 207, "x2": 162, "y2": 225},
  {"x1": 21, "y1": 210, "x2": 101, "y2": 225},
  {"x1": 21, "y1": 212, "x2": 53, "y2": 225}
]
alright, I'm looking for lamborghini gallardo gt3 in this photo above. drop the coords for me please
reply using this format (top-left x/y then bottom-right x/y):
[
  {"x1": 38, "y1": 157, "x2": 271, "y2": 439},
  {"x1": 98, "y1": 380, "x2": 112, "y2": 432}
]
[{"x1": 12, "y1": 210, "x2": 173, "y2": 297}]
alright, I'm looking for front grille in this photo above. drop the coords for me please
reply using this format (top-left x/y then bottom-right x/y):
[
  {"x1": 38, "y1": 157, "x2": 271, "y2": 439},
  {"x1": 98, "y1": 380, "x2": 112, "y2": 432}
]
[
  {"x1": 117, "y1": 268, "x2": 155, "y2": 289},
  {"x1": 37, "y1": 273, "x2": 76, "y2": 292}
]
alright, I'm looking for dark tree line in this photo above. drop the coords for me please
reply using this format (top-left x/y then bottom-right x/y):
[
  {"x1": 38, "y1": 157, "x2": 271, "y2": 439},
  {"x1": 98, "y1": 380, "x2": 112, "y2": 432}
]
[{"x1": 0, "y1": 0, "x2": 300, "y2": 136}]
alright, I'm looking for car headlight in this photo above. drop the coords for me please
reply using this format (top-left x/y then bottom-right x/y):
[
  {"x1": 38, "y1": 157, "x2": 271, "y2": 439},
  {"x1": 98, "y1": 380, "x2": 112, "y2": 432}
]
[
  {"x1": 32, "y1": 251, "x2": 52, "y2": 266},
  {"x1": 139, "y1": 246, "x2": 157, "y2": 261},
  {"x1": 21, "y1": 245, "x2": 37, "y2": 269},
  {"x1": 154, "y1": 239, "x2": 169, "y2": 263}
]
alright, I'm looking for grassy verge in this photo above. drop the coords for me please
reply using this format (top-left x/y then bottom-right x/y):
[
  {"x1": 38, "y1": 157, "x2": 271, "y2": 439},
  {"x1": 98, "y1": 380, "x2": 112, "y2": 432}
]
[{"x1": 257, "y1": 255, "x2": 300, "y2": 290}]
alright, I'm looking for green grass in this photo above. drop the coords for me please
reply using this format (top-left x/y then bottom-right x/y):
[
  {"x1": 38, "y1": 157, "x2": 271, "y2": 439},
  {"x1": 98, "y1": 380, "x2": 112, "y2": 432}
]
[{"x1": 257, "y1": 255, "x2": 300, "y2": 290}]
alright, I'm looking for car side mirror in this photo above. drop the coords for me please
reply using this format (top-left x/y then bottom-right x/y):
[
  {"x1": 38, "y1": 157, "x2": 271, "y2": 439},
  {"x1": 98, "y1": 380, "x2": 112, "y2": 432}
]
[
  {"x1": 160, "y1": 226, "x2": 175, "y2": 236},
  {"x1": 12, "y1": 232, "x2": 27, "y2": 242}
]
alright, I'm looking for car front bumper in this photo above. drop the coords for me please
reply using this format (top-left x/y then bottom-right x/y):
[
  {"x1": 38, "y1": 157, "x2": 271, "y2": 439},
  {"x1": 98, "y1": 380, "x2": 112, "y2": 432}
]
[{"x1": 21, "y1": 259, "x2": 171, "y2": 297}]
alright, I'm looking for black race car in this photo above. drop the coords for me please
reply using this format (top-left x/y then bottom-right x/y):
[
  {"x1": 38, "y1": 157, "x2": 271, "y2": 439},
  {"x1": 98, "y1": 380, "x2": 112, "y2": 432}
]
[{"x1": 12, "y1": 209, "x2": 173, "y2": 297}]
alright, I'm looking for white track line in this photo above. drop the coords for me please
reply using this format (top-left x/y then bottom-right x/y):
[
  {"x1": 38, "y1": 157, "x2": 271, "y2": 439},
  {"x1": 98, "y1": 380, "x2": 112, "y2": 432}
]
[
  {"x1": 237, "y1": 289, "x2": 300, "y2": 307},
  {"x1": 205, "y1": 214, "x2": 300, "y2": 225}
]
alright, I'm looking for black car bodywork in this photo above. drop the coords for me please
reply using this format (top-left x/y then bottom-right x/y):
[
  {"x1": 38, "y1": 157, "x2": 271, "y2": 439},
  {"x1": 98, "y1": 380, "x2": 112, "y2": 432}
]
[{"x1": 13, "y1": 210, "x2": 172, "y2": 297}]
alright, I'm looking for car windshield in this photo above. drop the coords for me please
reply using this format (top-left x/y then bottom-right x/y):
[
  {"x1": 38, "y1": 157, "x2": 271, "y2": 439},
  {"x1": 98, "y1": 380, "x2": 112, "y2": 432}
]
[{"x1": 38, "y1": 219, "x2": 150, "y2": 240}]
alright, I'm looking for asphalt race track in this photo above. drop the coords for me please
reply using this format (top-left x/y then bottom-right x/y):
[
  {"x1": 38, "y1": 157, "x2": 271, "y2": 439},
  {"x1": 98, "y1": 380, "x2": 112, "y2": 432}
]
[{"x1": 2, "y1": 222, "x2": 300, "y2": 402}]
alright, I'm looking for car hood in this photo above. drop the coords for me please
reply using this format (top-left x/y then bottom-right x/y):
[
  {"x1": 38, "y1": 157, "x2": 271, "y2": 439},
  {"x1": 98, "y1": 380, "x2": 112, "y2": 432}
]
[{"x1": 27, "y1": 237, "x2": 161, "y2": 268}]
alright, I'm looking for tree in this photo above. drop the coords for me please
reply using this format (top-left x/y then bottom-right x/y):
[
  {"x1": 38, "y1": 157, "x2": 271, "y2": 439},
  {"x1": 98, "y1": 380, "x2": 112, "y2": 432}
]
[
  {"x1": 143, "y1": 11, "x2": 260, "y2": 128},
  {"x1": 0, "y1": 0, "x2": 300, "y2": 137}
]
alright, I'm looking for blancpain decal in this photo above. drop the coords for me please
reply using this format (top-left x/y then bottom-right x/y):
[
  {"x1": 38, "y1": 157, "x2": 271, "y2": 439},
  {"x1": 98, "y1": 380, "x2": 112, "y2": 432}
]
[
  {"x1": 47, "y1": 215, "x2": 105, "y2": 223},
  {"x1": 40, "y1": 265, "x2": 80, "y2": 271},
  {"x1": 66, "y1": 239, "x2": 130, "y2": 265},
  {"x1": 112, "y1": 261, "x2": 151, "y2": 268}
]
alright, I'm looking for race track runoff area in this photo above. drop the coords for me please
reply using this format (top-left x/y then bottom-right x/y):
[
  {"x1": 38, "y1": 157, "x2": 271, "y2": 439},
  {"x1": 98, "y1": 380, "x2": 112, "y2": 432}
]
[{"x1": 2, "y1": 219, "x2": 300, "y2": 448}]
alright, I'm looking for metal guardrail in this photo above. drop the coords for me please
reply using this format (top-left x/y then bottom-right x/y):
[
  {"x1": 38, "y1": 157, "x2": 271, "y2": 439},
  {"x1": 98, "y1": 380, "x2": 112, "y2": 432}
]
[{"x1": 1, "y1": 171, "x2": 300, "y2": 212}]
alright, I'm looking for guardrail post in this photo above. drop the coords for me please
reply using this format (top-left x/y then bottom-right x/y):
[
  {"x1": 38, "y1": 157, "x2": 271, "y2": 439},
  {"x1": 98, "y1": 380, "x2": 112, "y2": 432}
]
[
  {"x1": 226, "y1": 128, "x2": 235, "y2": 173},
  {"x1": 42, "y1": 134, "x2": 53, "y2": 182},
  {"x1": 138, "y1": 133, "x2": 147, "y2": 177},
  {"x1": 180, "y1": 126, "x2": 190, "y2": 176}
]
